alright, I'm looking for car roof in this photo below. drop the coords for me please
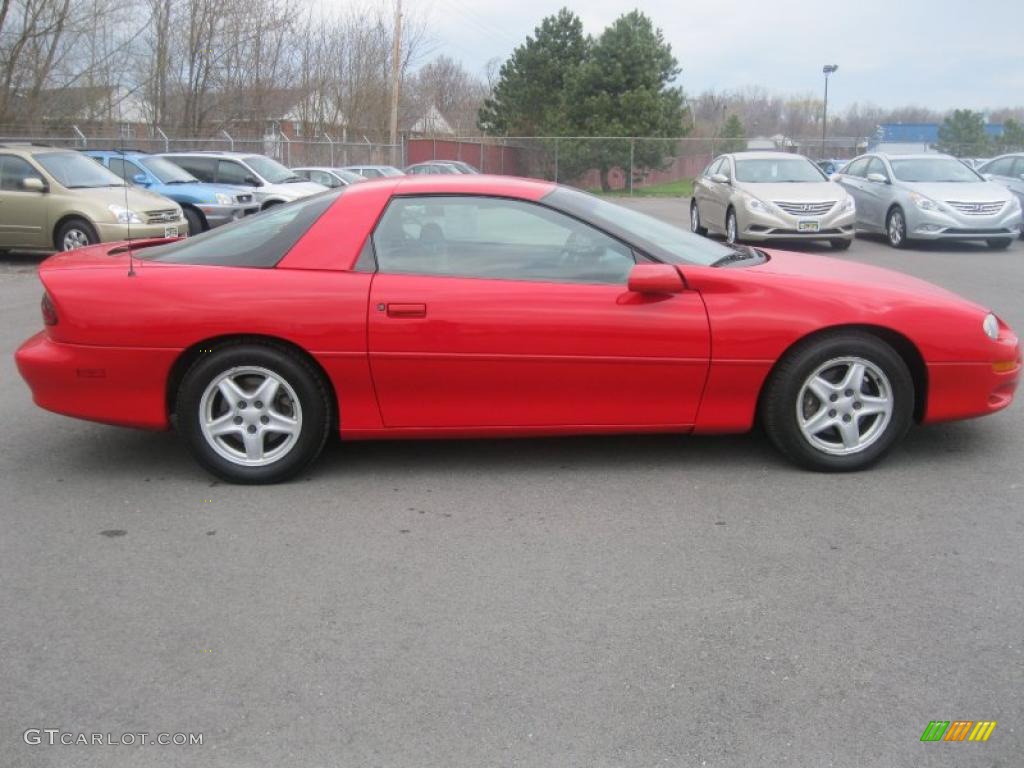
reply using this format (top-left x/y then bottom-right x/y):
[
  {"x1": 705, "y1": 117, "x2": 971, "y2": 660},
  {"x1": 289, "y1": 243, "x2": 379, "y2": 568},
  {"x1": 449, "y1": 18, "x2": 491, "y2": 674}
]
[
  {"x1": 873, "y1": 153, "x2": 955, "y2": 160},
  {"x1": 725, "y1": 151, "x2": 812, "y2": 160},
  {"x1": 160, "y1": 150, "x2": 258, "y2": 158}
]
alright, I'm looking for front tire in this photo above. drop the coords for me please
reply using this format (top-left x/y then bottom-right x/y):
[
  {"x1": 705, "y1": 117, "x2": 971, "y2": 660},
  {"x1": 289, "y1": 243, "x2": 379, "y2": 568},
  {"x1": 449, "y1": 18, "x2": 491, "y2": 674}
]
[
  {"x1": 986, "y1": 238, "x2": 1013, "y2": 250},
  {"x1": 761, "y1": 332, "x2": 914, "y2": 471},
  {"x1": 726, "y1": 208, "x2": 739, "y2": 244},
  {"x1": 183, "y1": 207, "x2": 205, "y2": 237},
  {"x1": 176, "y1": 343, "x2": 332, "y2": 483},
  {"x1": 690, "y1": 200, "x2": 707, "y2": 236},
  {"x1": 55, "y1": 218, "x2": 98, "y2": 251},
  {"x1": 886, "y1": 207, "x2": 910, "y2": 249},
  {"x1": 830, "y1": 238, "x2": 852, "y2": 251}
]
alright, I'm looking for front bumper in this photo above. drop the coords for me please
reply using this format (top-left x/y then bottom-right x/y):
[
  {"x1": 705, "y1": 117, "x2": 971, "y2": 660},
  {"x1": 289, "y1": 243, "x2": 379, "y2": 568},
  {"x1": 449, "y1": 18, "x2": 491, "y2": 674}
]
[
  {"x1": 97, "y1": 219, "x2": 188, "y2": 241},
  {"x1": 195, "y1": 202, "x2": 260, "y2": 228},
  {"x1": 739, "y1": 205, "x2": 856, "y2": 241},
  {"x1": 923, "y1": 331, "x2": 1021, "y2": 424},
  {"x1": 15, "y1": 332, "x2": 177, "y2": 430},
  {"x1": 905, "y1": 204, "x2": 1022, "y2": 240}
]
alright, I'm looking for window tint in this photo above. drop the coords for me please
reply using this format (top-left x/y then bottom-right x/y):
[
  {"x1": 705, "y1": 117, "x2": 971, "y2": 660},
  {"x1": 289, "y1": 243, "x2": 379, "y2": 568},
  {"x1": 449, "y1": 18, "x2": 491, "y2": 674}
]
[
  {"x1": 217, "y1": 160, "x2": 251, "y2": 185},
  {"x1": 982, "y1": 157, "x2": 1014, "y2": 176},
  {"x1": 844, "y1": 157, "x2": 869, "y2": 178},
  {"x1": 170, "y1": 156, "x2": 216, "y2": 182},
  {"x1": 109, "y1": 158, "x2": 145, "y2": 182},
  {"x1": 705, "y1": 158, "x2": 723, "y2": 177},
  {"x1": 311, "y1": 170, "x2": 338, "y2": 187},
  {"x1": 1013, "y1": 158, "x2": 1024, "y2": 178},
  {"x1": 0, "y1": 155, "x2": 45, "y2": 190},
  {"x1": 866, "y1": 157, "x2": 889, "y2": 179},
  {"x1": 373, "y1": 196, "x2": 636, "y2": 284},
  {"x1": 360, "y1": 168, "x2": 382, "y2": 178},
  {"x1": 138, "y1": 190, "x2": 340, "y2": 267}
]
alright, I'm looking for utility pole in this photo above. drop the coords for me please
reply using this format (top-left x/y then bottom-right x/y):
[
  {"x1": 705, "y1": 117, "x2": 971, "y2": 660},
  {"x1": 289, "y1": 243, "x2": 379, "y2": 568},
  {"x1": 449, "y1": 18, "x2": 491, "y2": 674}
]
[
  {"x1": 822, "y1": 64, "x2": 838, "y2": 160},
  {"x1": 389, "y1": 0, "x2": 402, "y2": 166}
]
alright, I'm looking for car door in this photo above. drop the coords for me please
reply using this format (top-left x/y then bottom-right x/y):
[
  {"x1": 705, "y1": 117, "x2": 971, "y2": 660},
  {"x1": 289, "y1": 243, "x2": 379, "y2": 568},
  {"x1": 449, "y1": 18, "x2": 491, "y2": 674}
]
[
  {"x1": 366, "y1": 194, "x2": 710, "y2": 429},
  {"x1": 0, "y1": 154, "x2": 50, "y2": 248},
  {"x1": 695, "y1": 158, "x2": 723, "y2": 230},
  {"x1": 858, "y1": 157, "x2": 894, "y2": 228},
  {"x1": 835, "y1": 157, "x2": 871, "y2": 228}
]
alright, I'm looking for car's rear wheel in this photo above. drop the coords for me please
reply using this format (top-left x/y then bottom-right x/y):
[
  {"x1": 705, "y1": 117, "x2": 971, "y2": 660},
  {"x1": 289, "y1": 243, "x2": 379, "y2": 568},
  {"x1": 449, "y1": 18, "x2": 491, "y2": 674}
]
[
  {"x1": 726, "y1": 208, "x2": 739, "y2": 244},
  {"x1": 690, "y1": 200, "x2": 707, "y2": 236},
  {"x1": 761, "y1": 333, "x2": 914, "y2": 471},
  {"x1": 56, "y1": 218, "x2": 98, "y2": 251},
  {"x1": 986, "y1": 238, "x2": 1013, "y2": 250},
  {"x1": 182, "y1": 207, "x2": 205, "y2": 236},
  {"x1": 176, "y1": 343, "x2": 332, "y2": 484},
  {"x1": 886, "y1": 207, "x2": 910, "y2": 249},
  {"x1": 830, "y1": 238, "x2": 852, "y2": 251}
]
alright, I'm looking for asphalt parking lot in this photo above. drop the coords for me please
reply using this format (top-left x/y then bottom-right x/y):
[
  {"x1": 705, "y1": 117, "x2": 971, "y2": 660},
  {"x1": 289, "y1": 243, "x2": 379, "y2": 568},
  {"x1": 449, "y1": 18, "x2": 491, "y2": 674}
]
[{"x1": 1, "y1": 201, "x2": 1022, "y2": 767}]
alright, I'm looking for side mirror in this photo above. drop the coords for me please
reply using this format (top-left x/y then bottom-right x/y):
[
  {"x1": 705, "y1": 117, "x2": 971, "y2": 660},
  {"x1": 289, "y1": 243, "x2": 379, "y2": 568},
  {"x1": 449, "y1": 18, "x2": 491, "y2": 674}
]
[
  {"x1": 628, "y1": 264, "x2": 685, "y2": 295},
  {"x1": 710, "y1": 173, "x2": 730, "y2": 184},
  {"x1": 866, "y1": 172, "x2": 889, "y2": 184},
  {"x1": 21, "y1": 177, "x2": 46, "y2": 192},
  {"x1": 132, "y1": 173, "x2": 148, "y2": 185}
]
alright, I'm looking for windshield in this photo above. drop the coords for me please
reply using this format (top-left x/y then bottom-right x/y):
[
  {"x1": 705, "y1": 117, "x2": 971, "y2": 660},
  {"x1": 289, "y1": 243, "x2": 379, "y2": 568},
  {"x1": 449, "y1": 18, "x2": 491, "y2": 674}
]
[
  {"x1": 242, "y1": 155, "x2": 299, "y2": 184},
  {"x1": 139, "y1": 156, "x2": 197, "y2": 183},
  {"x1": 36, "y1": 152, "x2": 125, "y2": 188},
  {"x1": 890, "y1": 158, "x2": 983, "y2": 183},
  {"x1": 546, "y1": 186, "x2": 734, "y2": 267},
  {"x1": 378, "y1": 166, "x2": 405, "y2": 177},
  {"x1": 735, "y1": 157, "x2": 827, "y2": 183}
]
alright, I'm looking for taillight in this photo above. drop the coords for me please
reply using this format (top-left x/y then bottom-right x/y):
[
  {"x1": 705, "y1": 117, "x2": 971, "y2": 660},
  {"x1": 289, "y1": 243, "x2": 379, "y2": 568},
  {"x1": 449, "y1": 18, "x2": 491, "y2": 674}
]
[{"x1": 41, "y1": 293, "x2": 58, "y2": 325}]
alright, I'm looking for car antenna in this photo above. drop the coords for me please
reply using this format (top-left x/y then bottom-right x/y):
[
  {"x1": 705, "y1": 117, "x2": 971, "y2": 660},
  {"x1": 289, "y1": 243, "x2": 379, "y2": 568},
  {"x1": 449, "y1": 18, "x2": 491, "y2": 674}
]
[{"x1": 124, "y1": 166, "x2": 135, "y2": 277}]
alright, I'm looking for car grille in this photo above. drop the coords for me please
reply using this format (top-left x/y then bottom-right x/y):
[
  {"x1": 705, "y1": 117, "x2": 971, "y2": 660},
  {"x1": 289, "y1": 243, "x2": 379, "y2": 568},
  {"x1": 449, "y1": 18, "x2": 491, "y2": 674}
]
[
  {"x1": 235, "y1": 194, "x2": 253, "y2": 204},
  {"x1": 945, "y1": 200, "x2": 1005, "y2": 216},
  {"x1": 145, "y1": 209, "x2": 179, "y2": 224},
  {"x1": 773, "y1": 201, "x2": 836, "y2": 216}
]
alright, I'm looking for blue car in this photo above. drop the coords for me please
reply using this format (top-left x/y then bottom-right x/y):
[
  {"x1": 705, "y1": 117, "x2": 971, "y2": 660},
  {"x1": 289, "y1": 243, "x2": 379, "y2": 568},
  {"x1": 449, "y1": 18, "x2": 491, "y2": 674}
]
[{"x1": 83, "y1": 150, "x2": 259, "y2": 234}]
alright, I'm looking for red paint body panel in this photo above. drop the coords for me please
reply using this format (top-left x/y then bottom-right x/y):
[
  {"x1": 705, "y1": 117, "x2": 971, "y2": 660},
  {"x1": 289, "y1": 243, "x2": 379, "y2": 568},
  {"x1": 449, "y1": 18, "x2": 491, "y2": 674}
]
[{"x1": 13, "y1": 176, "x2": 1020, "y2": 444}]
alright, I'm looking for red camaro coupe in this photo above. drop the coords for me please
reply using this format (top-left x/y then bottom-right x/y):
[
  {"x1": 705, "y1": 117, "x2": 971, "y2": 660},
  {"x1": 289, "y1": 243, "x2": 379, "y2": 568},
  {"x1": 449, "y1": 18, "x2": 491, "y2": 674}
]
[{"x1": 15, "y1": 175, "x2": 1021, "y2": 483}]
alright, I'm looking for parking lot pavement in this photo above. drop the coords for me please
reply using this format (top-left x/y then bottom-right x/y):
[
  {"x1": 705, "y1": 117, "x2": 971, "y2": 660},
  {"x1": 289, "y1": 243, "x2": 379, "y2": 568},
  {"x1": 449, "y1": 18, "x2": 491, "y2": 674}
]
[{"x1": 1, "y1": 216, "x2": 1022, "y2": 767}]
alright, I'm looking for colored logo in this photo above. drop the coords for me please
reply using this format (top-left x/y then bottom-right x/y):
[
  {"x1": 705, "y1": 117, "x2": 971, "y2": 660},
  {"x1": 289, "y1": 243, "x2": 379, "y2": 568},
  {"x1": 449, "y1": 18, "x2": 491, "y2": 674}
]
[{"x1": 920, "y1": 721, "x2": 997, "y2": 742}]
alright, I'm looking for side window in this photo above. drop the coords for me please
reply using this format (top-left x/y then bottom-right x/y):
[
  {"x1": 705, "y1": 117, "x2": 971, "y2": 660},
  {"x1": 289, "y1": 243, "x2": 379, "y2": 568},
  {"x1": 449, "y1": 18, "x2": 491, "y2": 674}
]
[
  {"x1": 705, "y1": 158, "x2": 722, "y2": 177},
  {"x1": 311, "y1": 170, "x2": 337, "y2": 187},
  {"x1": 0, "y1": 155, "x2": 45, "y2": 191},
  {"x1": 372, "y1": 196, "x2": 636, "y2": 285},
  {"x1": 293, "y1": 169, "x2": 311, "y2": 180},
  {"x1": 217, "y1": 160, "x2": 251, "y2": 185},
  {"x1": 719, "y1": 157, "x2": 733, "y2": 179},
  {"x1": 172, "y1": 156, "x2": 216, "y2": 182},
  {"x1": 844, "y1": 157, "x2": 868, "y2": 178},
  {"x1": 983, "y1": 157, "x2": 1013, "y2": 176},
  {"x1": 866, "y1": 157, "x2": 889, "y2": 180},
  {"x1": 361, "y1": 168, "x2": 381, "y2": 178},
  {"x1": 109, "y1": 158, "x2": 145, "y2": 183},
  {"x1": 1013, "y1": 158, "x2": 1024, "y2": 179}
]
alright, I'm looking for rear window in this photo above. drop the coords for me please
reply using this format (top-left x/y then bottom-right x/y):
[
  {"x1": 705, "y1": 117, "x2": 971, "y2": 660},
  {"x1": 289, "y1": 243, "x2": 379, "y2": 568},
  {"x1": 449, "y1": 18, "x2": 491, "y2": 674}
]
[{"x1": 138, "y1": 190, "x2": 341, "y2": 267}]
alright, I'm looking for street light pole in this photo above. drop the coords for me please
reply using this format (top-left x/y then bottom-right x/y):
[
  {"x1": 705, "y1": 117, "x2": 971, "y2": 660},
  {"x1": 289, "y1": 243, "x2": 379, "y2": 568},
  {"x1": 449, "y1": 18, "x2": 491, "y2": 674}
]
[{"x1": 822, "y1": 64, "x2": 838, "y2": 159}]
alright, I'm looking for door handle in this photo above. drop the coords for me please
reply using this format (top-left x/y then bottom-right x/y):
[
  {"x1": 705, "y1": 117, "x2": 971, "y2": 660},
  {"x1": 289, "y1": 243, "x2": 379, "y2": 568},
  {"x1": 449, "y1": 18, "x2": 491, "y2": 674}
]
[{"x1": 385, "y1": 302, "x2": 427, "y2": 318}]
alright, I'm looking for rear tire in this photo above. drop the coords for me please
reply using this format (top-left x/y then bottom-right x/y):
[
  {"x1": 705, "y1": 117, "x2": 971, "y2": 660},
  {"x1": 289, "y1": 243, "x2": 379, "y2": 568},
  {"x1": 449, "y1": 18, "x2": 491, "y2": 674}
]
[
  {"x1": 183, "y1": 207, "x2": 205, "y2": 237},
  {"x1": 761, "y1": 332, "x2": 914, "y2": 471},
  {"x1": 830, "y1": 238, "x2": 852, "y2": 251},
  {"x1": 986, "y1": 238, "x2": 1013, "y2": 250},
  {"x1": 690, "y1": 200, "x2": 707, "y2": 236},
  {"x1": 176, "y1": 343, "x2": 332, "y2": 484},
  {"x1": 55, "y1": 218, "x2": 98, "y2": 251}
]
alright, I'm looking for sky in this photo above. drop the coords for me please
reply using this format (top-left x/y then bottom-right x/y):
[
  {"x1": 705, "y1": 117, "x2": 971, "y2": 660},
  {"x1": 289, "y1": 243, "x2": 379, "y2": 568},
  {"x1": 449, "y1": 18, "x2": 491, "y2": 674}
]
[{"x1": 422, "y1": 0, "x2": 1023, "y2": 112}]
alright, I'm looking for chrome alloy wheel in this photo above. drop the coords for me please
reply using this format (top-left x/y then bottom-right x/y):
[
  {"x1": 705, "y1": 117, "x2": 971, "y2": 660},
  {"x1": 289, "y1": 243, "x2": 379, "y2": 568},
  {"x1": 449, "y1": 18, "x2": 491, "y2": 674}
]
[
  {"x1": 690, "y1": 203, "x2": 700, "y2": 232},
  {"x1": 887, "y1": 210, "x2": 905, "y2": 246},
  {"x1": 62, "y1": 229, "x2": 91, "y2": 250},
  {"x1": 199, "y1": 366, "x2": 303, "y2": 467},
  {"x1": 795, "y1": 357, "x2": 893, "y2": 456},
  {"x1": 726, "y1": 211, "x2": 738, "y2": 244}
]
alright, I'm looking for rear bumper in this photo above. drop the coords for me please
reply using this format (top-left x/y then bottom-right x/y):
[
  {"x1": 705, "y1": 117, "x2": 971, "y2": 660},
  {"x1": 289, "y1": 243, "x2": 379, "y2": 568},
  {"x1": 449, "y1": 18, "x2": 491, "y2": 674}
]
[{"x1": 15, "y1": 333, "x2": 176, "y2": 430}]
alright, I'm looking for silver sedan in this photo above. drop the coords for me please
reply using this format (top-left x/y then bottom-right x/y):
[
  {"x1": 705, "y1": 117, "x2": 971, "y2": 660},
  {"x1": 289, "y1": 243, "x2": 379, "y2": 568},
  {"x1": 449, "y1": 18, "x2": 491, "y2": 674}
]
[
  {"x1": 834, "y1": 153, "x2": 1022, "y2": 249},
  {"x1": 690, "y1": 151, "x2": 856, "y2": 250}
]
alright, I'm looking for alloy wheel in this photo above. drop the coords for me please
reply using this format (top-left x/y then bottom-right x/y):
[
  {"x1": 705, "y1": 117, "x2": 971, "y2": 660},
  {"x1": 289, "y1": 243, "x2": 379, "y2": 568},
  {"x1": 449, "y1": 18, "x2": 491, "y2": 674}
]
[
  {"x1": 726, "y1": 212, "x2": 738, "y2": 244},
  {"x1": 887, "y1": 210, "x2": 905, "y2": 247},
  {"x1": 63, "y1": 229, "x2": 90, "y2": 251}
]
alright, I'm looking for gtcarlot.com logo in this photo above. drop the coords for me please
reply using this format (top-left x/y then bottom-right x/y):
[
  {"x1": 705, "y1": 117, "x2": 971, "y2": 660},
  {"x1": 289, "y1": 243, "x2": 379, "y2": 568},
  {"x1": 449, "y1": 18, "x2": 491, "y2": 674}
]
[
  {"x1": 23, "y1": 729, "x2": 203, "y2": 746},
  {"x1": 921, "y1": 720, "x2": 997, "y2": 743}
]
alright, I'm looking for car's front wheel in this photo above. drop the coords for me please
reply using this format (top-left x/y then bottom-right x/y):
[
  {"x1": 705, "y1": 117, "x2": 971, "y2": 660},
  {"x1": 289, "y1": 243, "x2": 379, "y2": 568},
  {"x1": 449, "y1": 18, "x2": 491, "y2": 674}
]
[
  {"x1": 176, "y1": 343, "x2": 332, "y2": 483},
  {"x1": 830, "y1": 238, "x2": 852, "y2": 251},
  {"x1": 761, "y1": 333, "x2": 914, "y2": 471},
  {"x1": 725, "y1": 208, "x2": 739, "y2": 244},
  {"x1": 886, "y1": 207, "x2": 910, "y2": 249},
  {"x1": 690, "y1": 200, "x2": 707, "y2": 236},
  {"x1": 986, "y1": 238, "x2": 1013, "y2": 250},
  {"x1": 56, "y1": 218, "x2": 98, "y2": 251}
]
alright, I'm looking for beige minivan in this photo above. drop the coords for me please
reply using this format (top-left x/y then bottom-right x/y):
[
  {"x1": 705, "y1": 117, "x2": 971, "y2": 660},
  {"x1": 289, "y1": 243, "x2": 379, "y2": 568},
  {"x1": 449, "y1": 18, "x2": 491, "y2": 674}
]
[{"x1": 0, "y1": 144, "x2": 187, "y2": 251}]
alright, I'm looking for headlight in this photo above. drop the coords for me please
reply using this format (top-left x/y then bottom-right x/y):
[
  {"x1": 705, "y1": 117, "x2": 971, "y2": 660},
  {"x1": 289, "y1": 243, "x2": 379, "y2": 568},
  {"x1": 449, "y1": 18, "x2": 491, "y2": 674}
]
[
  {"x1": 107, "y1": 204, "x2": 143, "y2": 224},
  {"x1": 1009, "y1": 196, "x2": 1022, "y2": 211},
  {"x1": 214, "y1": 193, "x2": 233, "y2": 205},
  {"x1": 909, "y1": 192, "x2": 940, "y2": 212},
  {"x1": 841, "y1": 196, "x2": 855, "y2": 212},
  {"x1": 745, "y1": 196, "x2": 770, "y2": 214},
  {"x1": 983, "y1": 313, "x2": 1000, "y2": 340}
]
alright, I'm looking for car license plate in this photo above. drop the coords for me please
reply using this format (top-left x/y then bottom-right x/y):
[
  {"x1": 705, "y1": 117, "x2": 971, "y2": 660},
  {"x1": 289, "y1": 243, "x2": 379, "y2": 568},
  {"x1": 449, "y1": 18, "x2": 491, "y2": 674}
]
[
  {"x1": 164, "y1": 226, "x2": 178, "y2": 238},
  {"x1": 798, "y1": 220, "x2": 819, "y2": 233}
]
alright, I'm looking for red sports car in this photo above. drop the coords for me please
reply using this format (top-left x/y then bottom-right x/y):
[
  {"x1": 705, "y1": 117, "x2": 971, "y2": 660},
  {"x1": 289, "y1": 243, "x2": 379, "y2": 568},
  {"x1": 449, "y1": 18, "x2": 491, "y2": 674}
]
[{"x1": 15, "y1": 176, "x2": 1021, "y2": 483}]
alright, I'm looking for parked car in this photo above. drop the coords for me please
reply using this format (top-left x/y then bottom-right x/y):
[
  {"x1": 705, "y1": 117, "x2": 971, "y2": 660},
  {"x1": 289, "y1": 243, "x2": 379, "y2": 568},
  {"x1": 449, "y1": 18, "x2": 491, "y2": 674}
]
[
  {"x1": 291, "y1": 167, "x2": 366, "y2": 188},
  {"x1": 978, "y1": 153, "x2": 1024, "y2": 237},
  {"x1": 406, "y1": 160, "x2": 479, "y2": 175},
  {"x1": 340, "y1": 165, "x2": 405, "y2": 179},
  {"x1": 833, "y1": 153, "x2": 1023, "y2": 249},
  {"x1": 159, "y1": 151, "x2": 325, "y2": 208},
  {"x1": 0, "y1": 143, "x2": 187, "y2": 251},
  {"x1": 817, "y1": 158, "x2": 847, "y2": 176},
  {"x1": 15, "y1": 175, "x2": 1019, "y2": 483},
  {"x1": 85, "y1": 150, "x2": 258, "y2": 234},
  {"x1": 691, "y1": 151, "x2": 856, "y2": 249}
]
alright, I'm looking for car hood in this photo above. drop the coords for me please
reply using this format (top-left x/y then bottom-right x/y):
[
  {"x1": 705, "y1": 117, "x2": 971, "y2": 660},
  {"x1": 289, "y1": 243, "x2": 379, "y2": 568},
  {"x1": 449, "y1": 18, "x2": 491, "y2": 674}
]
[
  {"x1": 79, "y1": 185, "x2": 179, "y2": 210},
  {"x1": 899, "y1": 181, "x2": 1012, "y2": 202},
  {"x1": 263, "y1": 181, "x2": 327, "y2": 197},
  {"x1": 735, "y1": 181, "x2": 848, "y2": 202}
]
